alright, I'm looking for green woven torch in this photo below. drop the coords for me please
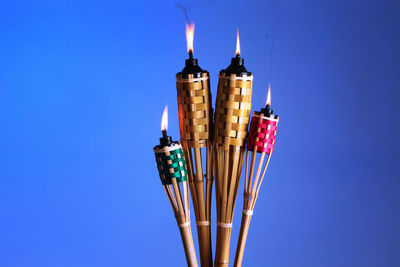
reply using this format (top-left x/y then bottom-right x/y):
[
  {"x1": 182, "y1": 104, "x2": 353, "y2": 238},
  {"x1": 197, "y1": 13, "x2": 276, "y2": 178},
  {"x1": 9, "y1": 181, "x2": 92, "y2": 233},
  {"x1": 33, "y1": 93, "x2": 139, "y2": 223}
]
[{"x1": 153, "y1": 106, "x2": 198, "y2": 267}]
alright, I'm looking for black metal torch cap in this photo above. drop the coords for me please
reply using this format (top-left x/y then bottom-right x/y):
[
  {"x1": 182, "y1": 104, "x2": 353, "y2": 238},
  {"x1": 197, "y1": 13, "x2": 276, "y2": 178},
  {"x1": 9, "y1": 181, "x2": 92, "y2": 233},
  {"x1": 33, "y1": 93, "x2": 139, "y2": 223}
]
[
  {"x1": 178, "y1": 55, "x2": 207, "y2": 78},
  {"x1": 223, "y1": 55, "x2": 251, "y2": 76},
  {"x1": 256, "y1": 105, "x2": 278, "y2": 119}
]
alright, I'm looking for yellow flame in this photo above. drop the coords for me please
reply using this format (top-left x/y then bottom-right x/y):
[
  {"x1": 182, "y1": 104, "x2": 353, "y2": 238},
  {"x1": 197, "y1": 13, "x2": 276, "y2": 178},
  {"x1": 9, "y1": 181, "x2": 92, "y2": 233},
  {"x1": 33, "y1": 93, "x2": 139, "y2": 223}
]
[
  {"x1": 266, "y1": 84, "x2": 271, "y2": 106},
  {"x1": 186, "y1": 24, "x2": 195, "y2": 54},
  {"x1": 161, "y1": 105, "x2": 168, "y2": 131},
  {"x1": 236, "y1": 28, "x2": 240, "y2": 56}
]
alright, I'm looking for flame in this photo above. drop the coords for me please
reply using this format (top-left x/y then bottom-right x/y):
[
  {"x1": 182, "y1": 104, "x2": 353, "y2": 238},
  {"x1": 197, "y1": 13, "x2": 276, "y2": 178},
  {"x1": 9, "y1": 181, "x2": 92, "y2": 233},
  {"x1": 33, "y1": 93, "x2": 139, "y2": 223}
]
[
  {"x1": 161, "y1": 105, "x2": 168, "y2": 131},
  {"x1": 186, "y1": 23, "x2": 195, "y2": 54},
  {"x1": 236, "y1": 28, "x2": 240, "y2": 56},
  {"x1": 266, "y1": 83, "x2": 271, "y2": 106}
]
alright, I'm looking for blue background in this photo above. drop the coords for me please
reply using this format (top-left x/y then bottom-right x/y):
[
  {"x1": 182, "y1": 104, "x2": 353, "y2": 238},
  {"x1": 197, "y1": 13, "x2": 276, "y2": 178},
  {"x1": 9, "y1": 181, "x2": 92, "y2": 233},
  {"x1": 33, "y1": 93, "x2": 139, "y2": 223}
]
[{"x1": 1, "y1": 0, "x2": 399, "y2": 266}]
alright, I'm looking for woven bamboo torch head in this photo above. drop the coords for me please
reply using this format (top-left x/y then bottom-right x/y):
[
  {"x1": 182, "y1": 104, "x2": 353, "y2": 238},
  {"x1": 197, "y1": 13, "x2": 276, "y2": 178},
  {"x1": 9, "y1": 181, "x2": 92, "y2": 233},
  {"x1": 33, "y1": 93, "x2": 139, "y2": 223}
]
[
  {"x1": 154, "y1": 143, "x2": 188, "y2": 185},
  {"x1": 247, "y1": 85, "x2": 279, "y2": 154}
]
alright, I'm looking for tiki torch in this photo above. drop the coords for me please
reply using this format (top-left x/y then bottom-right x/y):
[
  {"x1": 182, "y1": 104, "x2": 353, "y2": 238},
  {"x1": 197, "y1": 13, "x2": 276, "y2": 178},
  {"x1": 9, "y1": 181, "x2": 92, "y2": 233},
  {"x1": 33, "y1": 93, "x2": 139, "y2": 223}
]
[
  {"x1": 176, "y1": 24, "x2": 213, "y2": 267},
  {"x1": 153, "y1": 106, "x2": 199, "y2": 267},
  {"x1": 233, "y1": 84, "x2": 279, "y2": 267},
  {"x1": 213, "y1": 29, "x2": 253, "y2": 267}
]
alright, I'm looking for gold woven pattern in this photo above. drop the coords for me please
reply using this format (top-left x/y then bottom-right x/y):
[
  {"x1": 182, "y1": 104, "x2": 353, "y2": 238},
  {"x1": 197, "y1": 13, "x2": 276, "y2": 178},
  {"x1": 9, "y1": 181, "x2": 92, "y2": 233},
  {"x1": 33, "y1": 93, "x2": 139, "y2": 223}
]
[
  {"x1": 177, "y1": 72, "x2": 212, "y2": 148},
  {"x1": 214, "y1": 72, "x2": 253, "y2": 147}
]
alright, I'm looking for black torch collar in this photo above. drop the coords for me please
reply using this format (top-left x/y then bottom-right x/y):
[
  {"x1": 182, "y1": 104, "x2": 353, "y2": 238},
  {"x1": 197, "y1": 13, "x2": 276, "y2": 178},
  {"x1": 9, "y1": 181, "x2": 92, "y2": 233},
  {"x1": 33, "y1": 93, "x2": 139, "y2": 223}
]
[
  {"x1": 223, "y1": 55, "x2": 251, "y2": 76},
  {"x1": 255, "y1": 105, "x2": 279, "y2": 120},
  {"x1": 154, "y1": 137, "x2": 179, "y2": 150},
  {"x1": 154, "y1": 129, "x2": 179, "y2": 149},
  {"x1": 178, "y1": 55, "x2": 208, "y2": 78}
]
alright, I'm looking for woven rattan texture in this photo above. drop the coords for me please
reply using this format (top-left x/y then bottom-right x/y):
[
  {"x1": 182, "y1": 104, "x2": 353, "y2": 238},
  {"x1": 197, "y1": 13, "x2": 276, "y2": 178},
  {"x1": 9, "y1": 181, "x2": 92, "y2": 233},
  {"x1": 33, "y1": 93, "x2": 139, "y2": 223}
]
[
  {"x1": 247, "y1": 114, "x2": 278, "y2": 154},
  {"x1": 214, "y1": 73, "x2": 253, "y2": 147},
  {"x1": 177, "y1": 72, "x2": 212, "y2": 148},
  {"x1": 154, "y1": 147, "x2": 188, "y2": 185}
]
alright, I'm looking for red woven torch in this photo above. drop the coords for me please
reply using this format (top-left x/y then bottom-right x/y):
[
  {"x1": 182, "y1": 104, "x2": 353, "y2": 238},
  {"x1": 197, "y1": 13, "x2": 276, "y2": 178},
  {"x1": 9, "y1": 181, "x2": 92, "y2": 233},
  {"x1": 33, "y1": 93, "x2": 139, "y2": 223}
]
[{"x1": 234, "y1": 84, "x2": 279, "y2": 267}]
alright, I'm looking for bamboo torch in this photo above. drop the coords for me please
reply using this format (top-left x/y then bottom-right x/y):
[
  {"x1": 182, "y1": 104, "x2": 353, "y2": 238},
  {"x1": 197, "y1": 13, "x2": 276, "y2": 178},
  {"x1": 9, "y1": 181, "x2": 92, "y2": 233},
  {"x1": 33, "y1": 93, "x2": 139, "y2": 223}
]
[
  {"x1": 176, "y1": 24, "x2": 214, "y2": 267},
  {"x1": 233, "y1": 84, "x2": 279, "y2": 267},
  {"x1": 213, "y1": 29, "x2": 253, "y2": 267},
  {"x1": 153, "y1": 106, "x2": 199, "y2": 267}
]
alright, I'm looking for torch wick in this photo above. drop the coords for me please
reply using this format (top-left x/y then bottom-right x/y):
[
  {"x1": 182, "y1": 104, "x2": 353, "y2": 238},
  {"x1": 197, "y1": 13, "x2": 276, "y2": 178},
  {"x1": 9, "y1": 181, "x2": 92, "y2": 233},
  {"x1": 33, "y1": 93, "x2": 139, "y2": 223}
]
[
  {"x1": 188, "y1": 50, "x2": 193, "y2": 59},
  {"x1": 162, "y1": 130, "x2": 168, "y2": 138}
]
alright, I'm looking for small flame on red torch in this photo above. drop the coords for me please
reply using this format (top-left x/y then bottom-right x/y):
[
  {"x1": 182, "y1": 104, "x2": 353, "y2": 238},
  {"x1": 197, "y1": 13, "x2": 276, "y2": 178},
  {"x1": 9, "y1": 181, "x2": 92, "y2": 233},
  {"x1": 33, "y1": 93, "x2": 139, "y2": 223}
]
[
  {"x1": 236, "y1": 28, "x2": 241, "y2": 56},
  {"x1": 161, "y1": 105, "x2": 168, "y2": 131},
  {"x1": 266, "y1": 83, "x2": 271, "y2": 106},
  {"x1": 186, "y1": 23, "x2": 195, "y2": 54}
]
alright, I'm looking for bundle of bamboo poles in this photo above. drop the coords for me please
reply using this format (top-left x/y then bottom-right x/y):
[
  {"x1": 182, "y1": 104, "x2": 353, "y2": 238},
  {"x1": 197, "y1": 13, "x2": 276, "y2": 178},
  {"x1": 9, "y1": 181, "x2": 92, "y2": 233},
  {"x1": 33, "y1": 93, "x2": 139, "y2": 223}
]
[
  {"x1": 234, "y1": 102, "x2": 279, "y2": 267},
  {"x1": 213, "y1": 72, "x2": 253, "y2": 267},
  {"x1": 154, "y1": 142, "x2": 198, "y2": 267},
  {"x1": 176, "y1": 71, "x2": 213, "y2": 267}
]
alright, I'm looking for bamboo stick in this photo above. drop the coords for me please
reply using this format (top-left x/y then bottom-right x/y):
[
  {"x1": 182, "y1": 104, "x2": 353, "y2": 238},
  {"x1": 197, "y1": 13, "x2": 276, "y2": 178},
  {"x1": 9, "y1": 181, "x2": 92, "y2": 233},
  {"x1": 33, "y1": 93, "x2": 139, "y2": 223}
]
[
  {"x1": 226, "y1": 146, "x2": 240, "y2": 221},
  {"x1": 234, "y1": 212, "x2": 252, "y2": 267},
  {"x1": 232, "y1": 148, "x2": 246, "y2": 214},
  {"x1": 179, "y1": 222, "x2": 199, "y2": 267}
]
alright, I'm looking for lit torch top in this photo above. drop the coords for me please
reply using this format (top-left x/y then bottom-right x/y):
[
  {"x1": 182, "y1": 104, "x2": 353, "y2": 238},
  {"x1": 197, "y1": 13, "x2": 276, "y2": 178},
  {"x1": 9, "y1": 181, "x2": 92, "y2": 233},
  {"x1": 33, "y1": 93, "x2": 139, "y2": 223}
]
[
  {"x1": 214, "y1": 29, "x2": 253, "y2": 146},
  {"x1": 247, "y1": 84, "x2": 279, "y2": 154},
  {"x1": 177, "y1": 24, "x2": 209, "y2": 78},
  {"x1": 222, "y1": 29, "x2": 252, "y2": 77},
  {"x1": 153, "y1": 106, "x2": 188, "y2": 185},
  {"x1": 176, "y1": 24, "x2": 212, "y2": 147}
]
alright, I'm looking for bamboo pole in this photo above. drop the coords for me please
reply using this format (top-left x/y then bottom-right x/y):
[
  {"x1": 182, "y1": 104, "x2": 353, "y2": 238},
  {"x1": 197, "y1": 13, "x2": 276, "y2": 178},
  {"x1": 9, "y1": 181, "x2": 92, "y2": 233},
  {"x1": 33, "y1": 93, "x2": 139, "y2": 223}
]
[
  {"x1": 234, "y1": 212, "x2": 252, "y2": 267},
  {"x1": 233, "y1": 112, "x2": 279, "y2": 267},
  {"x1": 177, "y1": 72, "x2": 213, "y2": 267},
  {"x1": 213, "y1": 72, "x2": 253, "y2": 267}
]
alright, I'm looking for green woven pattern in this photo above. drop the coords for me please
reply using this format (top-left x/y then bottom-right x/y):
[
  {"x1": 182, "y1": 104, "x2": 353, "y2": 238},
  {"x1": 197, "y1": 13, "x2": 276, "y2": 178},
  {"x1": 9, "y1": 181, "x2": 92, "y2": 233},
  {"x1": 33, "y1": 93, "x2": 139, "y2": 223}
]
[{"x1": 155, "y1": 148, "x2": 188, "y2": 185}]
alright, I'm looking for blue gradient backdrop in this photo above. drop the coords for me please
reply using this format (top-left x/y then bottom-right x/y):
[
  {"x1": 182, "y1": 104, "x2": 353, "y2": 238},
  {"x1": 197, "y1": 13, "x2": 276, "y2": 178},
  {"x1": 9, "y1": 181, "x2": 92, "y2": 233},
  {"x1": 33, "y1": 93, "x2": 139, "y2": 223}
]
[{"x1": 1, "y1": 0, "x2": 399, "y2": 266}]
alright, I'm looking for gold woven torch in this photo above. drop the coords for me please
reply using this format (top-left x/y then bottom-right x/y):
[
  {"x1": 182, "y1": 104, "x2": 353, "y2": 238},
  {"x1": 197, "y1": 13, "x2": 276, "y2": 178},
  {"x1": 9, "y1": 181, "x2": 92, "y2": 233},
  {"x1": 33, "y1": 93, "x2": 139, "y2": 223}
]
[
  {"x1": 213, "y1": 30, "x2": 253, "y2": 267},
  {"x1": 176, "y1": 24, "x2": 213, "y2": 267}
]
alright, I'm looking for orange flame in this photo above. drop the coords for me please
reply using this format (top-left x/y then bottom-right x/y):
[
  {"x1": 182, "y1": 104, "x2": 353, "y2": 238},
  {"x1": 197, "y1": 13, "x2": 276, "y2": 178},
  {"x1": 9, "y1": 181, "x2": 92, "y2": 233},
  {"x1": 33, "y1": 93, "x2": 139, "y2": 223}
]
[
  {"x1": 161, "y1": 105, "x2": 168, "y2": 131},
  {"x1": 186, "y1": 24, "x2": 195, "y2": 54},
  {"x1": 266, "y1": 84, "x2": 271, "y2": 106},
  {"x1": 236, "y1": 28, "x2": 240, "y2": 56}
]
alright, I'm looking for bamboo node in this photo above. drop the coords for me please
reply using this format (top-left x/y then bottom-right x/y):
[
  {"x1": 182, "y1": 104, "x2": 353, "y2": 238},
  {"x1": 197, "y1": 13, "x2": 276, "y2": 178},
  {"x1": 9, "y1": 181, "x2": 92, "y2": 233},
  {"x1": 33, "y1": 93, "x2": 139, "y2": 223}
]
[
  {"x1": 196, "y1": 221, "x2": 211, "y2": 226},
  {"x1": 242, "y1": 209, "x2": 253, "y2": 216},
  {"x1": 217, "y1": 222, "x2": 233, "y2": 228},
  {"x1": 178, "y1": 221, "x2": 191, "y2": 228}
]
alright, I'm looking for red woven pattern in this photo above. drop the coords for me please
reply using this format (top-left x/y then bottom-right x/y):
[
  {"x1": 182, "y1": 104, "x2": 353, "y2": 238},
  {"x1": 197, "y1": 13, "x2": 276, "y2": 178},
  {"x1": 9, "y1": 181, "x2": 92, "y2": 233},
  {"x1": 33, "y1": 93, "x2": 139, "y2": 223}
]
[{"x1": 247, "y1": 115, "x2": 278, "y2": 154}]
